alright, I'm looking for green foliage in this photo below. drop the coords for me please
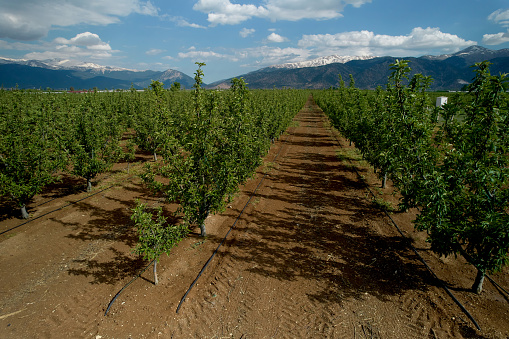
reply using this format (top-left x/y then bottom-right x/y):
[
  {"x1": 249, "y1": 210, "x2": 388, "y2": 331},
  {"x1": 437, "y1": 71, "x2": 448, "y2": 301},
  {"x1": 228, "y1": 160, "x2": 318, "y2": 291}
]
[
  {"x1": 133, "y1": 81, "x2": 173, "y2": 161},
  {"x1": 66, "y1": 93, "x2": 124, "y2": 191},
  {"x1": 170, "y1": 82, "x2": 181, "y2": 92},
  {"x1": 0, "y1": 75, "x2": 307, "y2": 277},
  {"x1": 149, "y1": 80, "x2": 165, "y2": 97},
  {"x1": 416, "y1": 62, "x2": 509, "y2": 279},
  {"x1": 139, "y1": 65, "x2": 307, "y2": 238},
  {"x1": 315, "y1": 60, "x2": 509, "y2": 293},
  {"x1": 0, "y1": 91, "x2": 66, "y2": 217},
  {"x1": 131, "y1": 202, "x2": 188, "y2": 261}
]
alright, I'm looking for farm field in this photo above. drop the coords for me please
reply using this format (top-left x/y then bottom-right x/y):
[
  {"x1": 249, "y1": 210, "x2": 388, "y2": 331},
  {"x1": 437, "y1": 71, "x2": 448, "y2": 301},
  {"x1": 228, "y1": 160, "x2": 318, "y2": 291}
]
[{"x1": 1, "y1": 96, "x2": 508, "y2": 338}]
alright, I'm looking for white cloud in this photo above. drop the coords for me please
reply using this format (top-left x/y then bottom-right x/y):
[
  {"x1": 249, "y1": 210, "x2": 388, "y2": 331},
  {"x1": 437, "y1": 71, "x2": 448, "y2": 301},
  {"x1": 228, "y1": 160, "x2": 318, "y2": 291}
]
[
  {"x1": 194, "y1": 0, "x2": 268, "y2": 25},
  {"x1": 0, "y1": 40, "x2": 43, "y2": 51},
  {"x1": 21, "y1": 32, "x2": 116, "y2": 60},
  {"x1": 0, "y1": 0, "x2": 158, "y2": 40},
  {"x1": 146, "y1": 48, "x2": 165, "y2": 56},
  {"x1": 167, "y1": 16, "x2": 207, "y2": 29},
  {"x1": 53, "y1": 32, "x2": 111, "y2": 50},
  {"x1": 482, "y1": 32, "x2": 509, "y2": 45},
  {"x1": 488, "y1": 8, "x2": 509, "y2": 27},
  {"x1": 298, "y1": 27, "x2": 475, "y2": 56},
  {"x1": 241, "y1": 46, "x2": 310, "y2": 67},
  {"x1": 240, "y1": 28, "x2": 255, "y2": 38},
  {"x1": 178, "y1": 49, "x2": 231, "y2": 60},
  {"x1": 265, "y1": 0, "x2": 370, "y2": 21},
  {"x1": 193, "y1": 0, "x2": 371, "y2": 25},
  {"x1": 484, "y1": 9, "x2": 509, "y2": 45},
  {"x1": 266, "y1": 33, "x2": 288, "y2": 43}
]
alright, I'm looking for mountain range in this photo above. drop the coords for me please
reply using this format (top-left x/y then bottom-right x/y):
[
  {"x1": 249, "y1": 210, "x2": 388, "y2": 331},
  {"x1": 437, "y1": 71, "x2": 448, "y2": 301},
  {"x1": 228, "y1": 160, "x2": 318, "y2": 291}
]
[
  {"x1": 1, "y1": 46, "x2": 508, "y2": 91},
  {"x1": 0, "y1": 58, "x2": 196, "y2": 90},
  {"x1": 208, "y1": 46, "x2": 509, "y2": 91}
]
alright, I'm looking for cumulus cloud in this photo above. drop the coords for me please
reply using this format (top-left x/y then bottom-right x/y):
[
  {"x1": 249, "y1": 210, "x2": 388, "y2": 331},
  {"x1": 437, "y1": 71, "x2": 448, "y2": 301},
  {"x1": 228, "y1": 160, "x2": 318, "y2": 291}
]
[
  {"x1": 53, "y1": 32, "x2": 111, "y2": 50},
  {"x1": 0, "y1": 0, "x2": 158, "y2": 40},
  {"x1": 193, "y1": 0, "x2": 371, "y2": 25},
  {"x1": 21, "y1": 32, "x2": 116, "y2": 60},
  {"x1": 482, "y1": 32, "x2": 509, "y2": 45},
  {"x1": 240, "y1": 28, "x2": 255, "y2": 38},
  {"x1": 298, "y1": 27, "x2": 475, "y2": 56},
  {"x1": 266, "y1": 33, "x2": 288, "y2": 43},
  {"x1": 241, "y1": 46, "x2": 310, "y2": 67},
  {"x1": 194, "y1": 0, "x2": 268, "y2": 25},
  {"x1": 483, "y1": 9, "x2": 509, "y2": 45}
]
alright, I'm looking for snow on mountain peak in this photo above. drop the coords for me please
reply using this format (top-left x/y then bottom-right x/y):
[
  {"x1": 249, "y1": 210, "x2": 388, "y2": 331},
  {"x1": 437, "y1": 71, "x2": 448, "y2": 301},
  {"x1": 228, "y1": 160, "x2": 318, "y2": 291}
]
[
  {"x1": 0, "y1": 57, "x2": 136, "y2": 73},
  {"x1": 269, "y1": 55, "x2": 377, "y2": 69}
]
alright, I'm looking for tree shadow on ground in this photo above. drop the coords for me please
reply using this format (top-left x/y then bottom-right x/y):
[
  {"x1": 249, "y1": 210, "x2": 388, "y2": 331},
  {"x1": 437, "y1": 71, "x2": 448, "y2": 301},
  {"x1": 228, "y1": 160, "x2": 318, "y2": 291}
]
[
  {"x1": 55, "y1": 190, "x2": 185, "y2": 284},
  {"x1": 214, "y1": 113, "x2": 444, "y2": 309},
  {"x1": 67, "y1": 247, "x2": 147, "y2": 285}
]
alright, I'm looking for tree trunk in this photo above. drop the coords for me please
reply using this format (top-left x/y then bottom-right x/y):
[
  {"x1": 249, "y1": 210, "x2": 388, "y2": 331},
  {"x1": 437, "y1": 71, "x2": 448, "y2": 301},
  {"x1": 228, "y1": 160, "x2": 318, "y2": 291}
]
[
  {"x1": 20, "y1": 204, "x2": 29, "y2": 219},
  {"x1": 381, "y1": 172, "x2": 387, "y2": 189},
  {"x1": 200, "y1": 221, "x2": 207, "y2": 237},
  {"x1": 153, "y1": 260, "x2": 158, "y2": 285},
  {"x1": 200, "y1": 209, "x2": 209, "y2": 237},
  {"x1": 86, "y1": 178, "x2": 92, "y2": 192},
  {"x1": 153, "y1": 151, "x2": 157, "y2": 162},
  {"x1": 472, "y1": 268, "x2": 485, "y2": 294}
]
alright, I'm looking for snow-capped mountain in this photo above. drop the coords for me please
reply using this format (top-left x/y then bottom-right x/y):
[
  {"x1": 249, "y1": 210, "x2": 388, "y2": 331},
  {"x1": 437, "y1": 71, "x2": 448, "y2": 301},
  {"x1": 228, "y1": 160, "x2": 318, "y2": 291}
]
[
  {"x1": 0, "y1": 57, "x2": 196, "y2": 90},
  {"x1": 0, "y1": 57, "x2": 135, "y2": 73},
  {"x1": 268, "y1": 55, "x2": 377, "y2": 70},
  {"x1": 421, "y1": 46, "x2": 509, "y2": 63}
]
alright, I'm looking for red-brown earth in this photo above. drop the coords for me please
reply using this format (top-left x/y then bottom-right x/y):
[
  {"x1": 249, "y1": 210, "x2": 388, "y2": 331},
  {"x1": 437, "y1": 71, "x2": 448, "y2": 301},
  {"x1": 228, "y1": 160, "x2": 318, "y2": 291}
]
[{"x1": 1, "y1": 97, "x2": 508, "y2": 338}]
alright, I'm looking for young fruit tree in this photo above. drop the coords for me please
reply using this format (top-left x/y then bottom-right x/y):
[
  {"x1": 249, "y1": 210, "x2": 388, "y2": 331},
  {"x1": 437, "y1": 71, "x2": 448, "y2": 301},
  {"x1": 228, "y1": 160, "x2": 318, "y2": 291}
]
[
  {"x1": 66, "y1": 94, "x2": 123, "y2": 192},
  {"x1": 131, "y1": 202, "x2": 188, "y2": 284},
  {"x1": 0, "y1": 92, "x2": 65, "y2": 218},
  {"x1": 133, "y1": 81, "x2": 170, "y2": 162},
  {"x1": 415, "y1": 61, "x2": 509, "y2": 293}
]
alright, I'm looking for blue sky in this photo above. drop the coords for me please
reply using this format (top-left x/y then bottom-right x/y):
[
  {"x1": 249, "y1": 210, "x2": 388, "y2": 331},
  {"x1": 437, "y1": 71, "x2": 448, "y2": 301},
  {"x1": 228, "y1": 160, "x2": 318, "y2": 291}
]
[{"x1": 1, "y1": 0, "x2": 509, "y2": 83}]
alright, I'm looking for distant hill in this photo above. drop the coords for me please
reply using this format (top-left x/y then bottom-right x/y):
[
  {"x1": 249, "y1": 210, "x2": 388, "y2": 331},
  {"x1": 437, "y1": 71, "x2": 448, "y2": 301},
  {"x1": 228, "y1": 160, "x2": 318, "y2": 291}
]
[
  {"x1": 0, "y1": 57, "x2": 195, "y2": 90},
  {"x1": 1, "y1": 46, "x2": 508, "y2": 91},
  {"x1": 207, "y1": 46, "x2": 509, "y2": 91}
]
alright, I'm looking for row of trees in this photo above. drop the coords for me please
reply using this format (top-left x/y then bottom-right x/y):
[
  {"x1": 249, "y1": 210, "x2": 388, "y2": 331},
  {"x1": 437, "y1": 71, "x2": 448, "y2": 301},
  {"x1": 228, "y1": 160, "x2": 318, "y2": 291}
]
[
  {"x1": 0, "y1": 87, "x2": 136, "y2": 218},
  {"x1": 314, "y1": 61, "x2": 509, "y2": 293},
  {"x1": 132, "y1": 63, "x2": 308, "y2": 282},
  {"x1": 0, "y1": 64, "x2": 308, "y2": 283}
]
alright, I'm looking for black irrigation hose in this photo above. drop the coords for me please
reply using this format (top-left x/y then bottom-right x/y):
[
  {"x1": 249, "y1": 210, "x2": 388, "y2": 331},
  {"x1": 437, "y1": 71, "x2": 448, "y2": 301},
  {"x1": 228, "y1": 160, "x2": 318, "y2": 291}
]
[
  {"x1": 1, "y1": 184, "x2": 115, "y2": 236},
  {"x1": 176, "y1": 128, "x2": 291, "y2": 314},
  {"x1": 324, "y1": 116, "x2": 483, "y2": 331},
  {"x1": 0, "y1": 170, "x2": 137, "y2": 237},
  {"x1": 104, "y1": 259, "x2": 156, "y2": 316},
  {"x1": 486, "y1": 274, "x2": 509, "y2": 298}
]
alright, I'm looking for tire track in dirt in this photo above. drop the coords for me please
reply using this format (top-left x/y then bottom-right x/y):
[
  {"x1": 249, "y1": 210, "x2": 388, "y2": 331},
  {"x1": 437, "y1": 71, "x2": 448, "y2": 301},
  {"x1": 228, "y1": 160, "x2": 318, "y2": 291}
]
[{"x1": 167, "y1": 97, "x2": 470, "y2": 338}]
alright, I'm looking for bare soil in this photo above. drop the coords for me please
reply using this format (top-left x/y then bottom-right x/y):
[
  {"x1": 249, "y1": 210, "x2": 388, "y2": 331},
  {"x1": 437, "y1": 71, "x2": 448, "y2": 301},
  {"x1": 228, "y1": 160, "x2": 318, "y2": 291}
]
[{"x1": 1, "y1": 97, "x2": 508, "y2": 338}]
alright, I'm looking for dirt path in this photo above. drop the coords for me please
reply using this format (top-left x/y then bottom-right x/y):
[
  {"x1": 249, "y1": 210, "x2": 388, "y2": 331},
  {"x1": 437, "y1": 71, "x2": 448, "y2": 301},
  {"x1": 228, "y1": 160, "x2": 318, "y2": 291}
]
[{"x1": 1, "y1": 97, "x2": 508, "y2": 338}]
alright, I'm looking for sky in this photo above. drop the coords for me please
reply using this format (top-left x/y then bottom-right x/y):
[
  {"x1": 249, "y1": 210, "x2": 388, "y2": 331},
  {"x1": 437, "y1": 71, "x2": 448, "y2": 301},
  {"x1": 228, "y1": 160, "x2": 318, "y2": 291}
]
[{"x1": 1, "y1": 0, "x2": 509, "y2": 83}]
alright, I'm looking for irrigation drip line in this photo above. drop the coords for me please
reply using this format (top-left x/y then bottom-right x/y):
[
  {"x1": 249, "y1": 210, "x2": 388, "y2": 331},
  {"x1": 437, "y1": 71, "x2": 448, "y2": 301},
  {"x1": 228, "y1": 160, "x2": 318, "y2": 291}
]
[
  {"x1": 104, "y1": 259, "x2": 156, "y2": 316},
  {"x1": 0, "y1": 170, "x2": 137, "y2": 237},
  {"x1": 324, "y1": 116, "x2": 482, "y2": 331},
  {"x1": 31, "y1": 167, "x2": 132, "y2": 210},
  {"x1": 486, "y1": 274, "x2": 509, "y2": 298},
  {"x1": 176, "y1": 126, "x2": 292, "y2": 314}
]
